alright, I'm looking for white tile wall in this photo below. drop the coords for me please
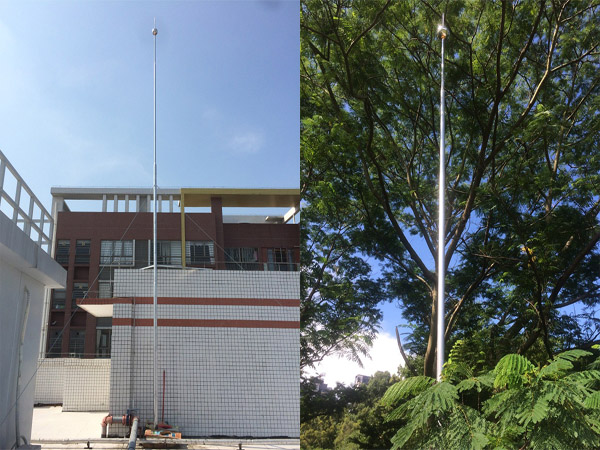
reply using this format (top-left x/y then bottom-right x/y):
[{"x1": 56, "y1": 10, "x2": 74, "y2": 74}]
[
  {"x1": 34, "y1": 359, "x2": 64, "y2": 404},
  {"x1": 107, "y1": 269, "x2": 300, "y2": 438},
  {"x1": 114, "y1": 269, "x2": 300, "y2": 299},
  {"x1": 34, "y1": 358, "x2": 110, "y2": 411},
  {"x1": 62, "y1": 359, "x2": 111, "y2": 411},
  {"x1": 118, "y1": 304, "x2": 299, "y2": 322}
]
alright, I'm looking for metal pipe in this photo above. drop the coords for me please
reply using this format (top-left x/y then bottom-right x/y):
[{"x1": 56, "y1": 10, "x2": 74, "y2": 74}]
[
  {"x1": 436, "y1": 15, "x2": 448, "y2": 382},
  {"x1": 101, "y1": 415, "x2": 112, "y2": 438},
  {"x1": 152, "y1": 20, "x2": 159, "y2": 428},
  {"x1": 101, "y1": 414, "x2": 138, "y2": 440},
  {"x1": 128, "y1": 416, "x2": 139, "y2": 450}
]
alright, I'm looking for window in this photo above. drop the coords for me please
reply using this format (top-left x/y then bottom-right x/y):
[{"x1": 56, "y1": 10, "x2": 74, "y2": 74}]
[
  {"x1": 72, "y1": 282, "x2": 88, "y2": 308},
  {"x1": 96, "y1": 317, "x2": 112, "y2": 358},
  {"x1": 75, "y1": 240, "x2": 91, "y2": 264},
  {"x1": 56, "y1": 240, "x2": 70, "y2": 265},
  {"x1": 225, "y1": 247, "x2": 259, "y2": 270},
  {"x1": 186, "y1": 241, "x2": 214, "y2": 265},
  {"x1": 100, "y1": 240, "x2": 134, "y2": 266},
  {"x1": 151, "y1": 240, "x2": 182, "y2": 266},
  {"x1": 98, "y1": 280, "x2": 113, "y2": 299},
  {"x1": 267, "y1": 248, "x2": 296, "y2": 271},
  {"x1": 47, "y1": 329, "x2": 62, "y2": 358},
  {"x1": 69, "y1": 330, "x2": 85, "y2": 357},
  {"x1": 51, "y1": 289, "x2": 66, "y2": 310}
]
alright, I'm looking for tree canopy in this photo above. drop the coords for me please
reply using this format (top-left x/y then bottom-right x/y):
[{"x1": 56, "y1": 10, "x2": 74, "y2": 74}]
[
  {"x1": 301, "y1": 0, "x2": 600, "y2": 377},
  {"x1": 301, "y1": 372, "x2": 402, "y2": 449}
]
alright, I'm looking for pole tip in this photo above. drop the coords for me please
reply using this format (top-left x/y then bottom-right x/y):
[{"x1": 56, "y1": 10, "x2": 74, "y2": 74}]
[{"x1": 437, "y1": 24, "x2": 448, "y2": 39}]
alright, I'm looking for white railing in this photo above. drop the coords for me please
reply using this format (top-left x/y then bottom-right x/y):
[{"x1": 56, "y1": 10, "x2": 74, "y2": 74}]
[{"x1": 0, "y1": 150, "x2": 53, "y2": 254}]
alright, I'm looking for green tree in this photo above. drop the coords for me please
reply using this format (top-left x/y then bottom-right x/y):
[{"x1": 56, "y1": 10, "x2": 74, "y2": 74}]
[
  {"x1": 382, "y1": 346, "x2": 600, "y2": 449},
  {"x1": 340, "y1": 372, "x2": 404, "y2": 449},
  {"x1": 301, "y1": 414, "x2": 340, "y2": 450},
  {"x1": 301, "y1": 372, "x2": 402, "y2": 449},
  {"x1": 301, "y1": 0, "x2": 600, "y2": 376},
  {"x1": 301, "y1": 212, "x2": 386, "y2": 370}
]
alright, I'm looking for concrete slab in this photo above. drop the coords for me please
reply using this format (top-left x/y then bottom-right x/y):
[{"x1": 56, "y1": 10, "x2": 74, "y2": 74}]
[
  {"x1": 32, "y1": 442, "x2": 299, "y2": 450},
  {"x1": 32, "y1": 406, "x2": 107, "y2": 441},
  {"x1": 31, "y1": 408, "x2": 299, "y2": 450}
]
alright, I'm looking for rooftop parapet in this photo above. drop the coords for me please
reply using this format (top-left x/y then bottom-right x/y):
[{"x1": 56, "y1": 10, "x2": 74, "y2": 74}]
[
  {"x1": 0, "y1": 150, "x2": 54, "y2": 254},
  {"x1": 51, "y1": 187, "x2": 300, "y2": 224}
]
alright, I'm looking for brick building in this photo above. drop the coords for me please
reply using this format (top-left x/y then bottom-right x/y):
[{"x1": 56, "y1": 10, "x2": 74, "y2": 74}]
[
  {"x1": 38, "y1": 187, "x2": 300, "y2": 437},
  {"x1": 43, "y1": 187, "x2": 300, "y2": 359}
]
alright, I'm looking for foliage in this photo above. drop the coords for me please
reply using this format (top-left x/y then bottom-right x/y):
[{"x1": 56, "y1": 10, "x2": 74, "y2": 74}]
[
  {"x1": 301, "y1": 214, "x2": 386, "y2": 370},
  {"x1": 383, "y1": 344, "x2": 600, "y2": 449},
  {"x1": 302, "y1": 0, "x2": 600, "y2": 376},
  {"x1": 301, "y1": 372, "x2": 402, "y2": 449},
  {"x1": 301, "y1": 414, "x2": 340, "y2": 450}
]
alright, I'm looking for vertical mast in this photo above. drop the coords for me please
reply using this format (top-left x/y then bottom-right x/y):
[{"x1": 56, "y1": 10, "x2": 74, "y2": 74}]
[
  {"x1": 152, "y1": 20, "x2": 158, "y2": 427},
  {"x1": 436, "y1": 15, "x2": 448, "y2": 382}
]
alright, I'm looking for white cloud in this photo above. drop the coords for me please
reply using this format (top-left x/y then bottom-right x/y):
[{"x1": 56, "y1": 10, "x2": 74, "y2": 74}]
[
  {"x1": 306, "y1": 332, "x2": 404, "y2": 387},
  {"x1": 228, "y1": 130, "x2": 265, "y2": 154}
]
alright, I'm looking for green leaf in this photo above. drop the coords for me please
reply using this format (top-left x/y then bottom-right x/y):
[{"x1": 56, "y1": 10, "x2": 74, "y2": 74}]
[
  {"x1": 494, "y1": 354, "x2": 535, "y2": 389},
  {"x1": 381, "y1": 376, "x2": 434, "y2": 405},
  {"x1": 585, "y1": 391, "x2": 600, "y2": 409}
]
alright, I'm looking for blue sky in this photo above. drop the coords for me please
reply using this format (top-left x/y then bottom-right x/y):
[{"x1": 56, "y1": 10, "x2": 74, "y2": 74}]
[
  {"x1": 0, "y1": 0, "x2": 299, "y2": 211},
  {"x1": 0, "y1": 0, "x2": 403, "y2": 384}
]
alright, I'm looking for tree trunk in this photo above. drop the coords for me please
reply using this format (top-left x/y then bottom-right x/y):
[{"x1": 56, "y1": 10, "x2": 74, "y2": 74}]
[{"x1": 423, "y1": 288, "x2": 437, "y2": 377}]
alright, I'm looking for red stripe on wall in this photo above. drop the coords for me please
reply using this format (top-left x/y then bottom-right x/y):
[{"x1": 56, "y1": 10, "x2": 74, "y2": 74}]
[
  {"x1": 80, "y1": 297, "x2": 299, "y2": 307},
  {"x1": 112, "y1": 318, "x2": 300, "y2": 329}
]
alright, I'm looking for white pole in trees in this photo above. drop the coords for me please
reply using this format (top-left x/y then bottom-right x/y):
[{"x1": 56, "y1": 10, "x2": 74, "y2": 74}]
[
  {"x1": 152, "y1": 20, "x2": 159, "y2": 428},
  {"x1": 436, "y1": 15, "x2": 448, "y2": 382}
]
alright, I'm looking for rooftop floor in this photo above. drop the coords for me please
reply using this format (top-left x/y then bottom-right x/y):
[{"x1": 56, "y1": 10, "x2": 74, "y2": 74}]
[{"x1": 32, "y1": 407, "x2": 299, "y2": 450}]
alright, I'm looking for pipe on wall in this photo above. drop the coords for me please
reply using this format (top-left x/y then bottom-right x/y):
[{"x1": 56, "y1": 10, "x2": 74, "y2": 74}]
[
  {"x1": 128, "y1": 416, "x2": 139, "y2": 450},
  {"x1": 100, "y1": 414, "x2": 113, "y2": 438},
  {"x1": 101, "y1": 414, "x2": 138, "y2": 440}
]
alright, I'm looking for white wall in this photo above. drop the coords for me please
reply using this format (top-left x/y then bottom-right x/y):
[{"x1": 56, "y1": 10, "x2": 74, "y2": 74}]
[
  {"x1": 107, "y1": 269, "x2": 299, "y2": 438},
  {"x1": 34, "y1": 359, "x2": 111, "y2": 411},
  {"x1": 0, "y1": 212, "x2": 66, "y2": 450},
  {"x1": 0, "y1": 263, "x2": 45, "y2": 449}
]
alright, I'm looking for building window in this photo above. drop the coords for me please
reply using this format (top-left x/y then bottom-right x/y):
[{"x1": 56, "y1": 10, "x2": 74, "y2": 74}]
[
  {"x1": 47, "y1": 329, "x2": 62, "y2": 358},
  {"x1": 56, "y1": 240, "x2": 70, "y2": 265},
  {"x1": 100, "y1": 240, "x2": 134, "y2": 266},
  {"x1": 72, "y1": 282, "x2": 88, "y2": 308},
  {"x1": 51, "y1": 289, "x2": 66, "y2": 310},
  {"x1": 186, "y1": 241, "x2": 214, "y2": 265},
  {"x1": 69, "y1": 330, "x2": 85, "y2": 358},
  {"x1": 225, "y1": 247, "x2": 259, "y2": 270},
  {"x1": 96, "y1": 317, "x2": 112, "y2": 358},
  {"x1": 267, "y1": 248, "x2": 296, "y2": 271},
  {"x1": 151, "y1": 240, "x2": 182, "y2": 266},
  {"x1": 98, "y1": 280, "x2": 113, "y2": 299},
  {"x1": 75, "y1": 240, "x2": 91, "y2": 264}
]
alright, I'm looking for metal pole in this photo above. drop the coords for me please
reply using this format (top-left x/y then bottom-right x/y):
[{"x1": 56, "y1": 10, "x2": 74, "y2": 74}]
[
  {"x1": 436, "y1": 16, "x2": 448, "y2": 382},
  {"x1": 152, "y1": 20, "x2": 158, "y2": 427}
]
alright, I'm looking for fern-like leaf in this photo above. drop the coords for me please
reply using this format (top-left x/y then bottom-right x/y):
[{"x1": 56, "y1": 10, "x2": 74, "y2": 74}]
[
  {"x1": 388, "y1": 381, "x2": 459, "y2": 449},
  {"x1": 565, "y1": 369, "x2": 600, "y2": 387},
  {"x1": 390, "y1": 422, "x2": 417, "y2": 449},
  {"x1": 538, "y1": 358, "x2": 573, "y2": 379},
  {"x1": 381, "y1": 375, "x2": 434, "y2": 405},
  {"x1": 554, "y1": 349, "x2": 592, "y2": 362},
  {"x1": 494, "y1": 354, "x2": 535, "y2": 389},
  {"x1": 516, "y1": 394, "x2": 549, "y2": 427},
  {"x1": 585, "y1": 391, "x2": 600, "y2": 409},
  {"x1": 447, "y1": 405, "x2": 490, "y2": 450},
  {"x1": 456, "y1": 378, "x2": 478, "y2": 393}
]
